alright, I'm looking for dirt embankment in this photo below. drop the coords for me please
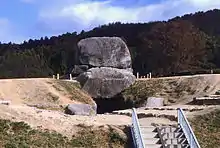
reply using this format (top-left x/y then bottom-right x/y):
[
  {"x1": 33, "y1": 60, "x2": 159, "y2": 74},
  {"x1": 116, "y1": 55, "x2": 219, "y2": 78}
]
[
  {"x1": 0, "y1": 78, "x2": 94, "y2": 107},
  {"x1": 0, "y1": 105, "x2": 131, "y2": 137},
  {"x1": 123, "y1": 74, "x2": 220, "y2": 105},
  {"x1": 0, "y1": 78, "x2": 131, "y2": 138},
  {"x1": 0, "y1": 75, "x2": 219, "y2": 145}
]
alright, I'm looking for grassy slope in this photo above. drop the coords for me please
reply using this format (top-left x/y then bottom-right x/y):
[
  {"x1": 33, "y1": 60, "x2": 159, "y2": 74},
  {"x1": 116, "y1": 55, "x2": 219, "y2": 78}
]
[
  {"x1": 26, "y1": 80, "x2": 95, "y2": 111},
  {"x1": 190, "y1": 110, "x2": 220, "y2": 148},
  {"x1": 122, "y1": 79, "x2": 164, "y2": 106},
  {"x1": 123, "y1": 77, "x2": 220, "y2": 147},
  {"x1": 51, "y1": 80, "x2": 95, "y2": 105},
  {"x1": 122, "y1": 76, "x2": 215, "y2": 106},
  {"x1": 0, "y1": 119, "x2": 129, "y2": 148}
]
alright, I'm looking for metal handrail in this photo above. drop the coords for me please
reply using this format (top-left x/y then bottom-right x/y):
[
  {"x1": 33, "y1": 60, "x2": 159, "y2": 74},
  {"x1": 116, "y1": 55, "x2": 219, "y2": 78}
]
[
  {"x1": 131, "y1": 108, "x2": 145, "y2": 148},
  {"x1": 177, "y1": 108, "x2": 200, "y2": 148}
]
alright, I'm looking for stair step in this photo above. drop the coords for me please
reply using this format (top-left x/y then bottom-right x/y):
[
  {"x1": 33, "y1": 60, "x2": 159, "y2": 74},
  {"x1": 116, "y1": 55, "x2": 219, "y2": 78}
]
[
  {"x1": 160, "y1": 132, "x2": 185, "y2": 139},
  {"x1": 163, "y1": 138, "x2": 188, "y2": 144},
  {"x1": 138, "y1": 126, "x2": 190, "y2": 147},
  {"x1": 165, "y1": 144, "x2": 190, "y2": 148},
  {"x1": 145, "y1": 144, "x2": 162, "y2": 148},
  {"x1": 159, "y1": 127, "x2": 182, "y2": 133},
  {"x1": 142, "y1": 132, "x2": 159, "y2": 138},
  {"x1": 140, "y1": 126, "x2": 157, "y2": 133},
  {"x1": 143, "y1": 138, "x2": 161, "y2": 144}
]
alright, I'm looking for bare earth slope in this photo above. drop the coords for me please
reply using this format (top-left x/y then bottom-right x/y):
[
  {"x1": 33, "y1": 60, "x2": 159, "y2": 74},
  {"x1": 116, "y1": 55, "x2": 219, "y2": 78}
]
[
  {"x1": 0, "y1": 78, "x2": 131, "y2": 137},
  {"x1": 0, "y1": 78, "x2": 94, "y2": 107},
  {"x1": 0, "y1": 75, "x2": 219, "y2": 142},
  {"x1": 0, "y1": 105, "x2": 131, "y2": 137},
  {"x1": 124, "y1": 74, "x2": 220, "y2": 105}
]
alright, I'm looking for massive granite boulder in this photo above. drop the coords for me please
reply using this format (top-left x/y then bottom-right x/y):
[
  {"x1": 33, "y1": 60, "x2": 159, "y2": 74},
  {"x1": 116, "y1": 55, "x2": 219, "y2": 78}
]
[
  {"x1": 77, "y1": 37, "x2": 132, "y2": 69},
  {"x1": 76, "y1": 67, "x2": 136, "y2": 98}
]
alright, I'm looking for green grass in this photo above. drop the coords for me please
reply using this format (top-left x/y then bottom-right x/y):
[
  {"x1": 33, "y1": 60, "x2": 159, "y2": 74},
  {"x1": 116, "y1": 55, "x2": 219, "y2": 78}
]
[
  {"x1": 47, "y1": 92, "x2": 60, "y2": 102},
  {"x1": 32, "y1": 105, "x2": 65, "y2": 111},
  {"x1": 0, "y1": 119, "x2": 128, "y2": 148},
  {"x1": 122, "y1": 79, "x2": 166, "y2": 106},
  {"x1": 70, "y1": 127, "x2": 127, "y2": 147},
  {"x1": 190, "y1": 110, "x2": 220, "y2": 148},
  {"x1": 122, "y1": 78, "x2": 199, "y2": 106},
  {"x1": 108, "y1": 127, "x2": 126, "y2": 144},
  {"x1": 51, "y1": 80, "x2": 94, "y2": 105}
]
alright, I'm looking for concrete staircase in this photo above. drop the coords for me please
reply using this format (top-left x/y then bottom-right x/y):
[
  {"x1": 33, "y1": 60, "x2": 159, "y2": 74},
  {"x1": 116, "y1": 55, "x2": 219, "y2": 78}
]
[
  {"x1": 131, "y1": 108, "x2": 200, "y2": 148},
  {"x1": 141, "y1": 125, "x2": 190, "y2": 148}
]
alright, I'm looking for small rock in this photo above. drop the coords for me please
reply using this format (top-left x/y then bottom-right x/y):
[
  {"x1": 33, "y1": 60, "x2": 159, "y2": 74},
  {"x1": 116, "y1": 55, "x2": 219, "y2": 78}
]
[
  {"x1": 146, "y1": 97, "x2": 164, "y2": 107},
  {"x1": 36, "y1": 111, "x2": 42, "y2": 114},
  {"x1": 65, "y1": 104, "x2": 97, "y2": 116},
  {"x1": 0, "y1": 100, "x2": 11, "y2": 105}
]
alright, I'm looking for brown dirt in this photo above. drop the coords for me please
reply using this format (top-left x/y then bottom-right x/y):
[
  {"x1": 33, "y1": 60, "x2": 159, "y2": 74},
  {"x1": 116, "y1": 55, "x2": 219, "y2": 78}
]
[
  {"x1": 0, "y1": 78, "x2": 131, "y2": 137},
  {"x1": 0, "y1": 75, "x2": 219, "y2": 138},
  {"x1": 126, "y1": 74, "x2": 220, "y2": 105},
  {"x1": 0, "y1": 104, "x2": 131, "y2": 137},
  {"x1": 0, "y1": 78, "x2": 94, "y2": 106}
]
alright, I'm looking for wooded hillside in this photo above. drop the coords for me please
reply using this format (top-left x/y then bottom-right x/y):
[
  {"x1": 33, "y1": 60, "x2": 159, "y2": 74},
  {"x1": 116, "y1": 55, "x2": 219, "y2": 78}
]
[{"x1": 1, "y1": 9, "x2": 220, "y2": 78}]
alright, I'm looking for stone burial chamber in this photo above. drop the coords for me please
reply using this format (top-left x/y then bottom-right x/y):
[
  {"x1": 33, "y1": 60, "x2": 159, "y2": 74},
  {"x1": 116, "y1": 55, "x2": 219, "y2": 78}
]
[{"x1": 73, "y1": 37, "x2": 136, "y2": 99}]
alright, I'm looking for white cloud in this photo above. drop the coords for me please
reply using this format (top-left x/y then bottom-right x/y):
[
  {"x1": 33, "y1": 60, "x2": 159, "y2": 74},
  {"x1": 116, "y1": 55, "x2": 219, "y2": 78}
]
[
  {"x1": 2, "y1": 0, "x2": 220, "y2": 43},
  {"x1": 62, "y1": 1, "x2": 139, "y2": 24},
  {"x1": 37, "y1": 0, "x2": 220, "y2": 34},
  {"x1": 0, "y1": 18, "x2": 25, "y2": 43},
  {"x1": 188, "y1": 0, "x2": 220, "y2": 8},
  {"x1": 0, "y1": 18, "x2": 13, "y2": 43}
]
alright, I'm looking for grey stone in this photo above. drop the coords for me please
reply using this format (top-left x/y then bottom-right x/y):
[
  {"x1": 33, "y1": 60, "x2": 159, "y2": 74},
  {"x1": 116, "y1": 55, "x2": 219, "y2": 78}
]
[
  {"x1": 0, "y1": 100, "x2": 11, "y2": 105},
  {"x1": 125, "y1": 68, "x2": 133, "y2": 73},
  {"x1": 146, "y1": 97, "x2": 164, "y2": 107},
  {"x1": 65, "y1": 104, "x2": 97, "y2": 116},
  {"x1": 215, "y1": 90, "x2": 220, "y2": 95},
  {"x1": 76, "y1": 67, "x2": 136, "y2": 98},
  {"x1": 77, "y1": 37, "x2": 132, "y2": 69}
]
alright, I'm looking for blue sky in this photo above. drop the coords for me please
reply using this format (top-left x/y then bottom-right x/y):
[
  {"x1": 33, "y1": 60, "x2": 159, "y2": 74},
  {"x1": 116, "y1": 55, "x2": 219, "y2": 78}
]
[{"x1": 0, "y1": 0, "x2": 220, "y2": 43}]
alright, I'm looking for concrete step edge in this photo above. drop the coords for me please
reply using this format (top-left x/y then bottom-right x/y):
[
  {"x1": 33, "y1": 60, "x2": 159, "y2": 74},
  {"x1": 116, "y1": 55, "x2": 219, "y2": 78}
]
[
  {"x1": 160, "y1": 131, "x2": 184, "y2": 134},
  {"x1": 163, "y1": 138, "x2": 188, "y2": 140},
  {"x1": 165, "y1": 144, "x2": 189, "y2": 147},
  {"x1": 144, "y1": 144, "x2": 163, "y2": 148},
  {"x1": 142, "y1": 138, "x2": 161, "y2": 140}
]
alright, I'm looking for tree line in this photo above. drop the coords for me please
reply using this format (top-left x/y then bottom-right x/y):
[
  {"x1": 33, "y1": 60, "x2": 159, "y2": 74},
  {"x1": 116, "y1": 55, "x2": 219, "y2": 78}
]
[{"x1": 1, "y1": 9, "x2": 220, "y2": 78}]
